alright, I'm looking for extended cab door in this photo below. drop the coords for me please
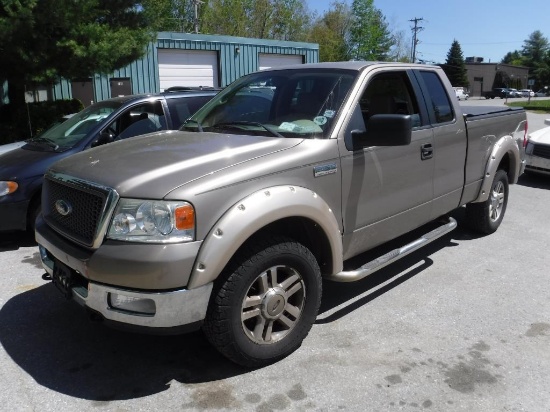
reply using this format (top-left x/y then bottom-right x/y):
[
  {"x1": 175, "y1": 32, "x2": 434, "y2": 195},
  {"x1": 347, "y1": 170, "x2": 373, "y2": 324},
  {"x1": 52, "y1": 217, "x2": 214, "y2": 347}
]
[
  {"x1": 338, "y1": 68, "x2": 434, "y2": 259},
  {"x1": 412, "y1": 69, "x2": 467, "y2": 218}
]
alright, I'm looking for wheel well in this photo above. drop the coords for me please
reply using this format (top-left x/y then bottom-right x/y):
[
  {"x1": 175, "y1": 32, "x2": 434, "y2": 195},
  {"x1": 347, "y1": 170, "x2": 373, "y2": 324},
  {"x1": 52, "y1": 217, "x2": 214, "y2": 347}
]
[{"x1": 235, "y1": 217, "x2": 334, "y2": 277}]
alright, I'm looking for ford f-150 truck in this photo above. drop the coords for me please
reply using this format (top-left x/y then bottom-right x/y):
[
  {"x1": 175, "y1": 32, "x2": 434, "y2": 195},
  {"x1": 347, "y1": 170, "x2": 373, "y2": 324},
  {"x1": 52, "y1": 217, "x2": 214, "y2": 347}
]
[{"x1": 36, "y1": 62, "x2": 527, "y2": 367}]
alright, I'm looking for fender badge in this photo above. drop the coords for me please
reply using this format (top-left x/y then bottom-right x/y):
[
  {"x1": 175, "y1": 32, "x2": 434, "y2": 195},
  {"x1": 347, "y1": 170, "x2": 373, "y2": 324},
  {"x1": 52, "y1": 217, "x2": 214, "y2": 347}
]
[
  {"x1": 314, "y1": 163, "x2": 337, "y2": 177},
  {"x1": 55, "y1": 199, "x2": 73, "y2": 216}
]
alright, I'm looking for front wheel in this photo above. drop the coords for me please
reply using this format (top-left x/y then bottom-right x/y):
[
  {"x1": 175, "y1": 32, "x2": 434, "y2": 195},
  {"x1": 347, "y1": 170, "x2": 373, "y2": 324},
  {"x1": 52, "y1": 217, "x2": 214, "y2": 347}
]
[
  {"x1": 465, "y1": 169, "x2": 509, "y2": 234},
  {"x1": 203, "y1": 235, "x2": 322, "y2": 368}
]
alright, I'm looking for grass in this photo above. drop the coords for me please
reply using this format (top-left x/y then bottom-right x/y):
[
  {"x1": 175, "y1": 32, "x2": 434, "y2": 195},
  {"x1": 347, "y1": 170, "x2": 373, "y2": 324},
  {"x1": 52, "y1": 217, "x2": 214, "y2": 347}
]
[{"x1": 507, "y1": 99, "x2": 550, "y2": 112}]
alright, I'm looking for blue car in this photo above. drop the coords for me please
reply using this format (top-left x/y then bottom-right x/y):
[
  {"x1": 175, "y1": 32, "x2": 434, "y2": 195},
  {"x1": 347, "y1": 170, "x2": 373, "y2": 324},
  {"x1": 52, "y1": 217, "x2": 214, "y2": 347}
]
[{"x1": 0, "y1": 90, "x2": 217, "y2": 232}]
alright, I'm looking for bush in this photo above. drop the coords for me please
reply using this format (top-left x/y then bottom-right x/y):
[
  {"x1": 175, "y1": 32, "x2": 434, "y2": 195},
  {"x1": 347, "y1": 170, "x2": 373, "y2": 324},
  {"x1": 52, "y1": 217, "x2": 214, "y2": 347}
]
[{"x1": 0, "y1": 99, "x2": 83, "y2": 144}]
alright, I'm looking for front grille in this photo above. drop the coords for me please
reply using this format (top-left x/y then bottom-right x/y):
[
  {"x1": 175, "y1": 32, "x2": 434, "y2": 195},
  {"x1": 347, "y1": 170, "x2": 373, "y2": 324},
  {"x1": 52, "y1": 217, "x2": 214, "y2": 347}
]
[
  {"x1": 533, "y1": 143, "x2": 550, "y2": 160},
  {"x1": 43, "y1": 174, "x2": 113, "y2": 247}
]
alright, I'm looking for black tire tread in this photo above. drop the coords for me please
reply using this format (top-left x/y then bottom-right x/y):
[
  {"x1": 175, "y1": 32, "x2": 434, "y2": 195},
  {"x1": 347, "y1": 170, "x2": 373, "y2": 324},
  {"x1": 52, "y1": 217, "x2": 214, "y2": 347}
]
[{"x1": 203, "y1": 234, "x2": 321, "y2": 368}]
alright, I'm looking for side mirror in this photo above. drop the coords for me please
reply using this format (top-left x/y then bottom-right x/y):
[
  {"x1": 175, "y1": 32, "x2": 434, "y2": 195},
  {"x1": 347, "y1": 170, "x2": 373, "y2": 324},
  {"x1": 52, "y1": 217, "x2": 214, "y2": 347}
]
[
  {"x1": 92, "y1": 130, "x2": 115, "y2": 147},
  {"x1": 351, "y1": 114, "x2": 412, "y2": 150}
]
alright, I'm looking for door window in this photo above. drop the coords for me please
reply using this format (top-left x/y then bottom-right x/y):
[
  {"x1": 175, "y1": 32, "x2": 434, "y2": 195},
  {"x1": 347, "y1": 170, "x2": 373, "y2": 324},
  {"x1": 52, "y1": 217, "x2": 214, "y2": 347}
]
[{"x1": 108, "y1": 100, "x2": 167, "y2": 140}]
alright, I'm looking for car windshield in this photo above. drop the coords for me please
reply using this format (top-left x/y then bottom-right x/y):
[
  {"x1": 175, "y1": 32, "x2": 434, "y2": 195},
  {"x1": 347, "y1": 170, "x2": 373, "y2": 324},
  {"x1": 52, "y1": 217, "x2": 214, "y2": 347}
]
[
  {"x1": 30, "y1": 101, "x2": 123, "y2": 149},
  {"x1": 181, "y1": 69, "x2": 357, "y2": 139}
]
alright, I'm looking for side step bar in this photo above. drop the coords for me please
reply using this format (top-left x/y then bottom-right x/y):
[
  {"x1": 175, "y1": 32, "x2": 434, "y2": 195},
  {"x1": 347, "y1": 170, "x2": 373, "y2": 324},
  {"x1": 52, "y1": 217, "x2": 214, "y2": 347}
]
[{"x1": 327, "y1": 217, "x2": 457, "y2": 282}]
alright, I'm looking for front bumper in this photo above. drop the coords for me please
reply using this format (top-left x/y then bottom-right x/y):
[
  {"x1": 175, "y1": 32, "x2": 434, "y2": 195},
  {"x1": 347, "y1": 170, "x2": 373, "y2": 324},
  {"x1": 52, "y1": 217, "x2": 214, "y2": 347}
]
[
  {"x1": 36, "y1": 216, "x2": 213, "y2": 332},
  {"x1": 525, "y1": 154, "x2": 550, "y2": 175},
  {"x1": 0, "y1": 199, "x2": 29, "y2": 231}
]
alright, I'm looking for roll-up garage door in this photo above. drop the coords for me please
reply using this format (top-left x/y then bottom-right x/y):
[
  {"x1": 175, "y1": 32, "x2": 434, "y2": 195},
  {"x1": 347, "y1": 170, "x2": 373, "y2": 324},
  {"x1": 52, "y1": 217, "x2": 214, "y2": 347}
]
[
  {"x1": 258, "y1": 54, "x2": 303, "y2": 70},
  {"x1": 158, "y1": 49, "x2": 218, "y2": 91}
]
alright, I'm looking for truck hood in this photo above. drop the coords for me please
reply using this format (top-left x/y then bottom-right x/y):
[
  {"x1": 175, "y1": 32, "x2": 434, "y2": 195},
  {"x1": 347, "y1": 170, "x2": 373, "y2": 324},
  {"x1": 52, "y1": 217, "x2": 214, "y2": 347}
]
[
  {"x1": 528, "y1": 126, "x2": 550, "y2": 145},
  {"x1": 49, "y1": 130, "x2": 302, "y2": 198}
]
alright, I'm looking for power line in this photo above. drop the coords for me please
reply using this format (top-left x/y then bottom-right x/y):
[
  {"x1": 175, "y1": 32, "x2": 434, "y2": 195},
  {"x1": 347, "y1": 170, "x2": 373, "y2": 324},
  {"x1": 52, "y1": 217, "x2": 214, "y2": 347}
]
[{"x1": 409, "y1": 17, "x2": 424, "y2": 63}]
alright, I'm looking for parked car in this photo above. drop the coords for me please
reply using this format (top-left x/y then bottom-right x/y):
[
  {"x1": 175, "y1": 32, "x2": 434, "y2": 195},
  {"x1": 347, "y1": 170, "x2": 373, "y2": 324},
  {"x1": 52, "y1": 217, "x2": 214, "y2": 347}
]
[
  {"x1": 525, "y1": 119, "x2": 550, "y2": 175},
  {"x1": 454, "y1": 87, "x2": 469, "y2": 100},
  {"x1": 0, "y1": 114, "x2": 74, "y2": 156},
  {"x1": 508, "y1": 88, "x2": 522, "y2": 98},
  {"x1": 535, "y1": 88, "x2": 549, "y2": 97},
  {"x1": 483, "y1": 88, "x2": 508, "y2": 99},
  {"x1": 519, "y1": 89, "x2": 535, "y2": 98},
  {"x1": 0, "y1": 90, "x2": 218, "y2": 232},
  {"x1": 36, "y1": 61, "x2": 527, "y2": 367}
]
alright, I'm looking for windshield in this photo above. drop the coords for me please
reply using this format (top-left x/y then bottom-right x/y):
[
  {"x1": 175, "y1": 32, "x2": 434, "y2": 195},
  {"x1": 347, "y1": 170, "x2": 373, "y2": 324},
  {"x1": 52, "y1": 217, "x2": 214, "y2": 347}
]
[
  {"x1": 181, "y1": 69, "x2": 357, "y2": 139},
  {"x1": 31, "y1": 100, "x2": 123, "y2": 149}
]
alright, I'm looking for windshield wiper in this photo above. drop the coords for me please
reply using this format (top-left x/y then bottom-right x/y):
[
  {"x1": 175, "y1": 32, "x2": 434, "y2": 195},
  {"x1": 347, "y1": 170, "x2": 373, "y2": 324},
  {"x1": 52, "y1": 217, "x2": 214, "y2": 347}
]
[
  {"x1": 31, "y1": 137, "x2": 59, "y2": 150},
  {"x1": 181, "y1": 119, "x2": 203, "y2": 132},
  {"x1": 211, "y1": 121, "x2": 284, "y2": 138}
]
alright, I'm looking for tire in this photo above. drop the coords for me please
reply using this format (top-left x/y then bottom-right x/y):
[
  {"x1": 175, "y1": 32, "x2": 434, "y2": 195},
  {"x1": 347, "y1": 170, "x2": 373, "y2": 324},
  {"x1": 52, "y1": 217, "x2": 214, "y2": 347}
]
[
  {"x1": 465, "y1": 169, "x2": 509, "y2": 234},
  {"x1": 203, "y1": 235, "x2": 322, "y2": 368}
]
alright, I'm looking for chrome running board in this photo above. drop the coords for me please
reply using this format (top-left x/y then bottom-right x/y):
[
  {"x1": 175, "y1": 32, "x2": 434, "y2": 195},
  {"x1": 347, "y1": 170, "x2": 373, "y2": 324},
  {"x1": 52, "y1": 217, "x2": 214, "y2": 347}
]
[{"x1": 327, "y1": 217, "x2": 457, "y2": 282}]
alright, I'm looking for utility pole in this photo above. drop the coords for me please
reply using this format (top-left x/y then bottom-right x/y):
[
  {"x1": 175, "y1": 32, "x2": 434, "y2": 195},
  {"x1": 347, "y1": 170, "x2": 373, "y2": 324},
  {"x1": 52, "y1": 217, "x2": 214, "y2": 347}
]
[
  {"x1": 409, "y1": 17, "x2": 424, "y2": 63},
  {"x1": 192, "y1": 0, "x2": 204, "y2": 34}
]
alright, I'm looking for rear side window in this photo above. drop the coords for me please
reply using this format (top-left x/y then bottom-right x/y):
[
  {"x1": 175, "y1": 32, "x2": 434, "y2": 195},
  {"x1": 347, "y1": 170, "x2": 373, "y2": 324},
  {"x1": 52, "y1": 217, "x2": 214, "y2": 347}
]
[
  {"x1": 168, "y1": 96, "x2": 214, "y2": 128},
  {"x1": 418, "y1": 71, "x2": 454, "y2": 124}
]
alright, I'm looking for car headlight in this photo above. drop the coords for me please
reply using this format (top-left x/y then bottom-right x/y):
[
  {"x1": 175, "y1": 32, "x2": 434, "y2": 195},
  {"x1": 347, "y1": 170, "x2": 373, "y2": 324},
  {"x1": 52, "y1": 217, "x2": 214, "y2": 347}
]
[
  {"x1": 0, "y1": 181, "x2": 18, "y2": 197},
  {"x1": 107, "y1": 198, "x2": 195, "y2": 243},
  {"x1": 525, "y1": 141, "x2": 534, "y2": 155}
]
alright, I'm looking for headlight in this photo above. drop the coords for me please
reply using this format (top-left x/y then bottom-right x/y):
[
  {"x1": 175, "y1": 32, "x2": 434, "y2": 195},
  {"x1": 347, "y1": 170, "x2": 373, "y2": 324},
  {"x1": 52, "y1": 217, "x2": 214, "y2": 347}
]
[
  {"x1": 525, "y1": 141, "x2": 534, "y2": 155},
  {"x1": 0, "y1": 181, "x2": 18, "y2": 197},
  {"x1": 107, "y1": 198, "x2": 195, "y2": 243}
]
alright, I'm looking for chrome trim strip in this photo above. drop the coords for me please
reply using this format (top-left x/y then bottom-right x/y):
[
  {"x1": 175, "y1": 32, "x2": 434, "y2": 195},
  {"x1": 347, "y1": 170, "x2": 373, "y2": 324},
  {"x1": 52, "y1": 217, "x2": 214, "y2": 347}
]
[
  {"x1": 328, "y1": 217, "x2": 457, "y2": 282},
  {"x1": 46, "y1": 170, "x2": 120, "y2": 249}
]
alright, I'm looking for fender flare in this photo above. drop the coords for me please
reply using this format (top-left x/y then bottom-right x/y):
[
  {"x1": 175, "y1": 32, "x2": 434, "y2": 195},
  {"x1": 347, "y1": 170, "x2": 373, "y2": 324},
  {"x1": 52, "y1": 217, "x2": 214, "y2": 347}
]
[
  {"x1": 474, "y1": 133, "x2": 521, "y2": 203},
  {"x1": 187, "y1": 185, "x2": 343, "y2": 289}
]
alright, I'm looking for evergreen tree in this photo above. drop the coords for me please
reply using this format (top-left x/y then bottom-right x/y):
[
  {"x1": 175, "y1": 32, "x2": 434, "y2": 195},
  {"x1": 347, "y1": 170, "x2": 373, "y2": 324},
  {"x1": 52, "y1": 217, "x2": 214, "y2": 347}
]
[
  {"x1": 0, "y1": 0, "x2": 153, "y2": 120},
  {"x1": 349, "y1": 0, "x2": 393, "y2": 61},
  {"x1": 442, "y1": 40, "x2": 469, "y2": 87}
]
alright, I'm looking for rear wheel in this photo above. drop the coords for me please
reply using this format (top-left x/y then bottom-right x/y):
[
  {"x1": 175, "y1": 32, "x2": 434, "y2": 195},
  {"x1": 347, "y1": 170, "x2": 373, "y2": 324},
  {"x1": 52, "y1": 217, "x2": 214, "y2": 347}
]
[
  {"x1": 465, "y1": 169, "x2": 508, "y2": 234},
  {"x1": 203, "y1": 235, "x2": 322, "y2": 368}
]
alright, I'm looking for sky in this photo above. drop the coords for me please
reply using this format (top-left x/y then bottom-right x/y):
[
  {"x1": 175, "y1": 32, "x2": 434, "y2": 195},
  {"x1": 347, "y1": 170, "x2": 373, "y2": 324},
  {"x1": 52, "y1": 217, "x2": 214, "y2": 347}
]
[{"x1": 306, "y1": 0, "x2": 549, "y2": 64}]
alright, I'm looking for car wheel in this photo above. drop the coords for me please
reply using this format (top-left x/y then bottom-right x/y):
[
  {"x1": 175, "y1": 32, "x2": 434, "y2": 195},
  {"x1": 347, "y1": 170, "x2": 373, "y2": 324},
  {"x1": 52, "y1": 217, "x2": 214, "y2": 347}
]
[
  {"x1": 203, "y1": 234, "x2": 322, "y2": 368},
  {"x1": 465, "y1": 169, "x2": 508, "y2": 234}
]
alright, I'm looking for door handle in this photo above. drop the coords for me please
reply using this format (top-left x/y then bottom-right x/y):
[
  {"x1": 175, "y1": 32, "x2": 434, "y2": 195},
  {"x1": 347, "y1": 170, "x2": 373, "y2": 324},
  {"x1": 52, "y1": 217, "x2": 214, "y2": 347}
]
[{"x1": 421, "y1": 143, "x2": 433, "y2": 160}]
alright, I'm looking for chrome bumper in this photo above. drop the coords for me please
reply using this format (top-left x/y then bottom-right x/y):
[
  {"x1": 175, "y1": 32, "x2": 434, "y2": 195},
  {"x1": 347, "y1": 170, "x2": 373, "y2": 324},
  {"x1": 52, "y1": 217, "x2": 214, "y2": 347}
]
[{"x1": 40, "y1": 246, "x2": 212, "y2": 329}]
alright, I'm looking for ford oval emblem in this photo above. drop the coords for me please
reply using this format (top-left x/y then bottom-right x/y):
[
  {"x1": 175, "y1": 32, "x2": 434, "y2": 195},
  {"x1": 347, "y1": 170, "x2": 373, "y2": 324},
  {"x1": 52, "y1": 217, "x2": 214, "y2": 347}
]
[{"x1": 55, "y1": 199, "x2": 72, "y2": 216}]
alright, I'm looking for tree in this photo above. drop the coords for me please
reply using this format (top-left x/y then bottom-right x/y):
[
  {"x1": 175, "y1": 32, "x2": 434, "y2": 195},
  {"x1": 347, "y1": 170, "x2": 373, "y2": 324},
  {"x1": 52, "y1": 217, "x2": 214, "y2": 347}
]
[
  {"x1": 141, "y1": 0, "x2": 200, "y2": 33},
  {"x1": 199, "y1": 0, "x2": 311, "y2": 41},
  {"x1": 442, "y1": 40, "x2": 469, "y2": 87},
  {"x1": 501, "y1": 50, "x2": 523, "y2": 66},
  {"x1": 0, "y1": 0, "x2": 154, "y2": 120},
  {"x1": 307, "y1": 1, "x2": 352, "y2": 62},
  {"x1": 349, "y1": 0, "x2": 393, "y2": 61}
]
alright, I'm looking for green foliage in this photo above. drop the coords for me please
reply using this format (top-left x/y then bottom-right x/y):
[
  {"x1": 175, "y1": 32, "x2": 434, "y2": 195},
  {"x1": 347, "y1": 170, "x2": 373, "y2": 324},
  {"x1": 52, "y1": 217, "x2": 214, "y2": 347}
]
[
  {"x1": 349, "y1": 0, "x2": 393, "y2": 61},
  {"x1": 0, "y1": 99, "x2": 83, "y2": 143},
  {"x1": 0, "y1": 0, "x2": 153, "y2": 138},
  {"x1": 307, "y1": 1, "x2": 352, "y2": 62},
  {"x1": 442, "y1": 40, "x2": 469, "y2": 87},
  {"x1": 197, "y1": 0, "x2": 311, "y2": 41},
  {"x1": 507, "y1": 99, "x2": 550, "y2": 112}
]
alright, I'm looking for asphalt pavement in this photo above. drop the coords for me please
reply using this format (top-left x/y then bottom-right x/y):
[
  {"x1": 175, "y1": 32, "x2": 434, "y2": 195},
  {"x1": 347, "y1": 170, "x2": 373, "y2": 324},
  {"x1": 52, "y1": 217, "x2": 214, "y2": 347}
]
[{"x1": 1, "y1": 102, "x2": 549, "y2": 411}]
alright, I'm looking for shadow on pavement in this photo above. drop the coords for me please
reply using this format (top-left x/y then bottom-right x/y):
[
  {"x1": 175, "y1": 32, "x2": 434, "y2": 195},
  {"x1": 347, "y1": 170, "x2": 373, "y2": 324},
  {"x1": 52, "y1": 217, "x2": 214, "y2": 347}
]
[
  {"x1": 0, "y1": 209, "x2": 483, "y2": 401},
  {"x1": 318, "y1": 208, "x2": 479, "y2": 323},
  {"x1": 518, "y1": 172, "x2": 550, "y2": 189},
  {"x1": 0, "y1": 284, "x2": 247, "y2": 401}
]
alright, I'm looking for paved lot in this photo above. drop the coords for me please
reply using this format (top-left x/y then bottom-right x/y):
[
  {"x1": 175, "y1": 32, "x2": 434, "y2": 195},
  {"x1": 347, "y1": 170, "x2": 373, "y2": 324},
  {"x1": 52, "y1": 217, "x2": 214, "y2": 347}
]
[{"x1": 1, "y1": 105, "x2": 550, "y2": 411}]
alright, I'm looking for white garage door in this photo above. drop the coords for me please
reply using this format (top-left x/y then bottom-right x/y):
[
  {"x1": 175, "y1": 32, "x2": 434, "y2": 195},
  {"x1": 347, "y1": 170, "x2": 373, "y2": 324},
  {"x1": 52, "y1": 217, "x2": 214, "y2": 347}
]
[
  {"x1": 158, "y1": 49, "x2": 218, "y2": 91},
  {"x1": 259, "y1": 54, "x2": 303, "y2": 70}
]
